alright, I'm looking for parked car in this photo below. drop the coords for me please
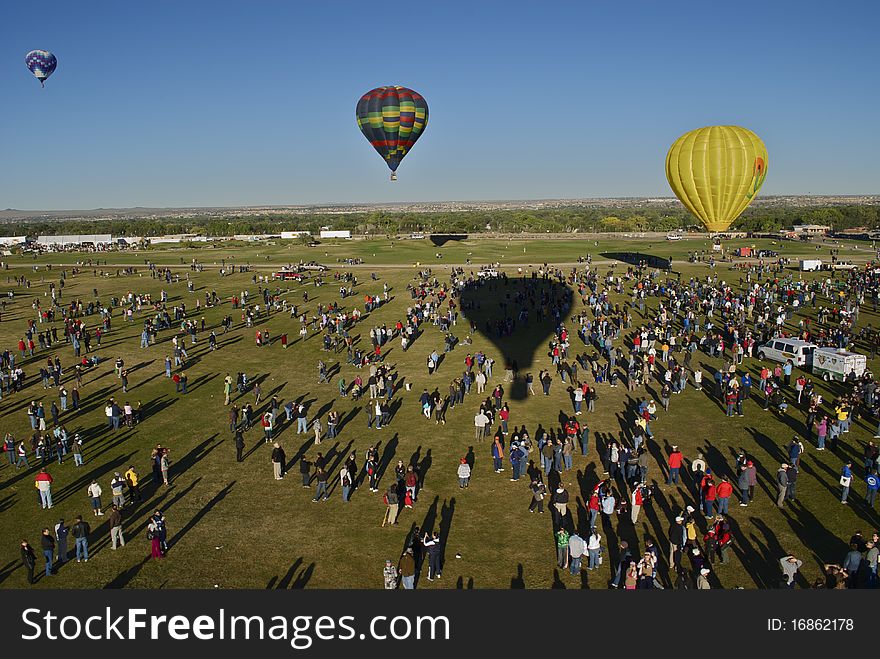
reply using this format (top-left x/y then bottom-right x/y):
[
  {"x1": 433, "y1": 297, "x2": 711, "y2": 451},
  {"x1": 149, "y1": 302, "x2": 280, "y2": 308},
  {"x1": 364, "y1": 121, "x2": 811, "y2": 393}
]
[{"x1": 756, "y1": 338, "x2": 818, "y2": 367}]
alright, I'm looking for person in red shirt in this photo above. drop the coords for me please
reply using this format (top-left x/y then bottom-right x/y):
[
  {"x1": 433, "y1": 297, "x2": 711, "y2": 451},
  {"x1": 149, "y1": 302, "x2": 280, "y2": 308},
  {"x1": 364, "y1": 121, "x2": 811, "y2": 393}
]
[
  {"x1": 716, "y1": 476, "x2": 733, "y2": 515},
  {"x1": 703, "y1": 478, "x2": 717, "y2": 517},
  {"x1": 667, "y1": 446, "x2": 683, "y2": 485},
  {"x1": 588, "y1": 492, "x2": 601, "y2": 530}
]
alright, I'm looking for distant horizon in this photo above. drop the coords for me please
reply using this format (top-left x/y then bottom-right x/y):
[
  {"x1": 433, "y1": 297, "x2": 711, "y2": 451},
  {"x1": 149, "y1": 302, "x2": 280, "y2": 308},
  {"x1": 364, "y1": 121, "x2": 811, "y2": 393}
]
[{"x1": 3, "y1": 193, "x2": 880, "y2": 217}]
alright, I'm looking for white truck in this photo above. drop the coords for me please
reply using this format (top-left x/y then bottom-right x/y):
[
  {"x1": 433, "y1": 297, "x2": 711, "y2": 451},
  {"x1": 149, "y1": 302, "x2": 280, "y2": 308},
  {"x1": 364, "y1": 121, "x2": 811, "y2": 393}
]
[
  {"x1": 811, "y1": 347, "x2": 867, "y2": 382},
  {"x1": 799, "y1": 259, "x2": 822, "y2": 271}
]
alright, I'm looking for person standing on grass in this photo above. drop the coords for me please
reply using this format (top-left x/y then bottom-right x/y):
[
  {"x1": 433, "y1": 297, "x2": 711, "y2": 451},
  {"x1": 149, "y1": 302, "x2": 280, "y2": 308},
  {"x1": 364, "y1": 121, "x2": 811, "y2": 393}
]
[
  {"x1": 299, "y1": 457, "x2": 311, "y2": 488},
  {"x1": 841, "y1": 461, "x2": 853, "y2": 504},
  {"x1": 271, "y1": 442, "x2": 285, "y2": 480},
  {"x1": 40, "y1": 528, "x2": 55, "y2": 578},
  {"x1": 87, "y1": 480, "x2": 104, "y2": 516},
  {"x1": 555, "y1": 528, "x2": 570, "y2": 570},
  {"x1": 568, "y1": 531, "x2": 585, "y2": 576},
  {"x1": 110, "y1": 472, "x2": 126, "y2": 508},
  {"x1": 147, "y1": 519, "x2": 163, "y2": 559},
  {"x1": 716, "y1": 476, "x2": 733, "y2": 515},
  {"x1": 160, "y1": 450, "x2": 170, "y2": 486},
  {"x1": 866, "y1": 470, "x2": 880, "y2": 508},
  {"x1": 313, "y1": 468, "x2": 329, "y2": 502},
  {"x1": 492, "y1": 435, "x2": 504, "y2": 473},
  {"x1": 383, "y1": 559, "x2": 398, "y2": 589},
  {"x1": 398, "y1": 548, "x2": 416, "y2": 589},
  {"x1": 72, "y1": 515, "x2": 90, "y2": 563},
  {"x1": 340, "y1": 465, "x2": 353, "y2": 502},
  {"x1": 781, "y1": 555, "x2": 803, "y2": 588},
  {"x1": 424, "y1": 531, "x2": 442, "y2": 581},
  {"x1": 457, "y1": 458, "x2": 471, "y2": 488},
  {"x1": 631, "y1": 483, "x2": 644, "y2": 524},
  {"x1": 125, "y1": 466, "x2": 141, "y2": 502},
  {"x1": 35, "y1": 468, "x2": 54, "y2": 509},
  {"x1": 312, "y1": 416, "x2": 323, "y2": 445},
  {"x1": 224, "y1": 375, "x2": 233, "y2": 405},
  {"x1": 775, "y1": 464, "x2": 789, "y2": 508},
  {"x1": 21, "y1": 540, "x2": 37, "y2": 585},
  {"x1": 529, "y1": 479, "x2": 546, "y2": 513},
  {"x1": 382, "y1": 485, "x2": 399, "y2": 527},
  {"x1": 587, "y1": 530, "x2": 602, "y2": 571},
  {"x1": 108, "y1": 505, "x2": 125, "y2": 550},
  {"x1": 54, "y1": 519, "x2": 69, "y2": 565},
  {"x1": 235, "y1": 428, "x2": 245, "y2": 462},
  {"x1": 667, "y1": 446, "x2": 683, "y2": 485}
]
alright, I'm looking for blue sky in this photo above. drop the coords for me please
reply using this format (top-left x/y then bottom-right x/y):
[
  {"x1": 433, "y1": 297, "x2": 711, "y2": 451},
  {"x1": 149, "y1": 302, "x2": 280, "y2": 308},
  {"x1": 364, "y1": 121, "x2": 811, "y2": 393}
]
[{"x1": 0, "y1": 0, "x2": 877, "y2": 209}]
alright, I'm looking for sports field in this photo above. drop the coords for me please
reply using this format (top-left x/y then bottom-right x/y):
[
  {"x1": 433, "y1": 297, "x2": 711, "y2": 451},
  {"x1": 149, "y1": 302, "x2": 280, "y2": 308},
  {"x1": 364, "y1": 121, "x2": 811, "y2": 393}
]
[{"x1": 2, "y1": 234, "x2": 877, "y2": 589}]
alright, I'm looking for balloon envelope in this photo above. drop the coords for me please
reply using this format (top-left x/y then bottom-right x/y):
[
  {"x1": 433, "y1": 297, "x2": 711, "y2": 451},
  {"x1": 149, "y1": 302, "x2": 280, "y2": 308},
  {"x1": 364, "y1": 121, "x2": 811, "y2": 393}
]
[
  {"x1": 25, "y1": 50, "x2": 57, "y2": 86},
  {"x1": 665, "y1": 125, "x2": 768, "y2": 233},
  {"x1": 356, "y1": 86, "x2": 428, "y2": 175}
]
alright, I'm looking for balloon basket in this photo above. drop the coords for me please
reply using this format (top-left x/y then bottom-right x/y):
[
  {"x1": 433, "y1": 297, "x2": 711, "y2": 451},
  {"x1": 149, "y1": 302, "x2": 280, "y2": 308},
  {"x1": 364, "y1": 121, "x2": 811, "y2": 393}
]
[{"x1": 390, "y1": 173, "x2": 397, "y2": 181}]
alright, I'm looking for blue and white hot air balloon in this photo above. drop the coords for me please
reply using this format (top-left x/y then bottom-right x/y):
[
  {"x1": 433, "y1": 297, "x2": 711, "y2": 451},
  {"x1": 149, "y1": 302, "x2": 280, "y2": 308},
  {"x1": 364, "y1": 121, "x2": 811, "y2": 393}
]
[{"x1": 25, "y1": 50, "x2": 57, "y2": 87}]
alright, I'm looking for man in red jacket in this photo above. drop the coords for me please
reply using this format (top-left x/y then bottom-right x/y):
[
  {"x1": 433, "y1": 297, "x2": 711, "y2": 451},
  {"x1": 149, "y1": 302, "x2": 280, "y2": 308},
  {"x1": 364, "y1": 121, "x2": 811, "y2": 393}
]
[
  {"x1": 703, "y1": 477, "x2": 717, "y2": 517},
  {"x1": 35, "y1": 469, "x2": 54, "y2": 509},
  {"x1": 716, "y1": 476, "x2": 733, "y2": 515},
  {"x1": 667, "y1": 446, "x2": 683, "y2": 485}
]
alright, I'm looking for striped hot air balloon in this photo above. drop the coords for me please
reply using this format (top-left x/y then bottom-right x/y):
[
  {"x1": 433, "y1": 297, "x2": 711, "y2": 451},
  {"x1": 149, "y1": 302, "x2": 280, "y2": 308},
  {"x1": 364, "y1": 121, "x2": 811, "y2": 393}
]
[
  {"x1": 356, "y1": 86, "x2": 428, "y2": 181},
  {"x1": 665, "y1": 125, "x2": 768, "y2": 233}
]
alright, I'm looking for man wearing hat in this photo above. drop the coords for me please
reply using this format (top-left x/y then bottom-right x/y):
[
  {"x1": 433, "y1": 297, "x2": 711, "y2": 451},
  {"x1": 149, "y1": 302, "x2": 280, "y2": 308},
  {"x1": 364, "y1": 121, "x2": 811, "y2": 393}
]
[
  {"x1": 383, "y1": 559, "x2": 398, "y2": 589},
  {"x1": 776, "y1": 463, "x2": 789, "y2": 507},
  {"x1": 668, "y1": 515, "x2": 686, "y2": 567},
  {"x1": 697, "y1": 567, "x2": 711, "y2": 589}
]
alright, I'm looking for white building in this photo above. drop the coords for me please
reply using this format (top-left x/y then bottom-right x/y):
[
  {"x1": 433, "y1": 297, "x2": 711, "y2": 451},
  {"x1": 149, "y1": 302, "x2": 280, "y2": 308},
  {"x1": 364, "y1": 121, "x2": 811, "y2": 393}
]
[
  {"x1": 281, "y1": 231, "x2": 311, "y2": 239},
  {"x1": 146, "y1": 234, "x2": 209, "y2": 244},
  {"x1": 0, "y1": 236, "x2": 27, "y2": 247},
  {"x1": 37, "y1": 234, "x2": 113, "y2": 247},
  {"x1": 792, "y1": 224, "x2": 831, "y2": 235},
  {"x1": 319, "y1": 230, "x2": 352, "y2": 239}
]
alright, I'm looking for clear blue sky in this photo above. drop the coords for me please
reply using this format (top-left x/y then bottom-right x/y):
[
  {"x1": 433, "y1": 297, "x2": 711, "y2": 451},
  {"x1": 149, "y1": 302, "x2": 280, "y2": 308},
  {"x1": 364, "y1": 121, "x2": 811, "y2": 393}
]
[{"x1": 1, "y1": 0, "x2": 877, "y2": 210}]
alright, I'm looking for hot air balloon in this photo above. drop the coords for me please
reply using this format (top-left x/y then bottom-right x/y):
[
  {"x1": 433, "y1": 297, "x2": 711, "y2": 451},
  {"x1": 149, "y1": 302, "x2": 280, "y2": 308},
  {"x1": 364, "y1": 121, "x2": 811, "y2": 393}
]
[
  {"x1": 665, "y1": 125, "x2": 768, "y2": 233},
  {"x1": 25, "y1": 50, "x2": 57, "y2": 87},
  {"x1": 356, "y1": 86, "x2": 428, "y2": 181}
]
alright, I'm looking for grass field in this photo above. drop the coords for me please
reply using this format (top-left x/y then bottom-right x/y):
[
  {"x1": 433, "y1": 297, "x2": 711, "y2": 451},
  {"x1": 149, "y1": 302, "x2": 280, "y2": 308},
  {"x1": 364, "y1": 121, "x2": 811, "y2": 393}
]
[{"x1": 1, "y1": 235, "x2": 878, "y2": 589}]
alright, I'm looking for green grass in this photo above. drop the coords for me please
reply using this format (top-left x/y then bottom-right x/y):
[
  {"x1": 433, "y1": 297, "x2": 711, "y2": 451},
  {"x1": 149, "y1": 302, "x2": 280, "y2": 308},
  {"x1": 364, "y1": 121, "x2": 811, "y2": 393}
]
[{"x1": 1, "y1": 236, "x2": 878, "y2": 589}]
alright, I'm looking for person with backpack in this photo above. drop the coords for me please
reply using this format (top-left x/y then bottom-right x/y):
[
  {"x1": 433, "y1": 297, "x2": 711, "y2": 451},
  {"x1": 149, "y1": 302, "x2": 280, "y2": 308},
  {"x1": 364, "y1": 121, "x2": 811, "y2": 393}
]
[{"x1": 340, "y1": 466, "x2": 353, "y2": 502}]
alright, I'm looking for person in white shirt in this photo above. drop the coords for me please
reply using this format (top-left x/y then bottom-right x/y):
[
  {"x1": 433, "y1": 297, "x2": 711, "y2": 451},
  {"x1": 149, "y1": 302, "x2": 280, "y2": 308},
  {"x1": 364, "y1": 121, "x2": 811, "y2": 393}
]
[
  {"x1": 587, "y1": 531, "x2": 602, "y2": 570},
  {"x1": 87, "y1": 481, "x2": 104, "y2": 516},
  {"x1": 457, "y1": 458, "x2": 471, "y2": 488}
]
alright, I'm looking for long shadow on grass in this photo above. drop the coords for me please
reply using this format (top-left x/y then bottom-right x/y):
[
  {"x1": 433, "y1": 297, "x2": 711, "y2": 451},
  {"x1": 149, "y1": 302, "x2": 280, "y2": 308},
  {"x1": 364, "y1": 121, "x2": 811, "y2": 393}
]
[
  {"x1": 266, "y1": 557, "x2": 315, "y2": 589},
  {"x1": 168, "y1": 481, "x2": 236, "y2": 550}
]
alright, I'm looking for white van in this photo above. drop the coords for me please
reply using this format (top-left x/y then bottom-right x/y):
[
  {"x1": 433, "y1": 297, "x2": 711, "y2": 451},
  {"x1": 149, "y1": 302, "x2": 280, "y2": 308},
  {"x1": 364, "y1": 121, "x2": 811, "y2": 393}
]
[
  {"x1": 756, "y1": 338, "x2": 818, "y2": 367},
  {"x1": 666, "y1": 234, "x2": 682, "y2": 241},
  {"x1": 812, "y1": 347, "x2": 867, "y2": 382},
  {"x1": 799, "y1": 259, "x2": 822, "y2": 271}
]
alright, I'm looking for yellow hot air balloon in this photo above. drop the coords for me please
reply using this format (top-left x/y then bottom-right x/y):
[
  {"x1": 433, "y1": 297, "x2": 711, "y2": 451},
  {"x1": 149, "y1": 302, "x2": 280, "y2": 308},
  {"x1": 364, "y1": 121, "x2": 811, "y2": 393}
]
[{"x1": 665, "y1": 125, "x2": 768, "y2": 233}]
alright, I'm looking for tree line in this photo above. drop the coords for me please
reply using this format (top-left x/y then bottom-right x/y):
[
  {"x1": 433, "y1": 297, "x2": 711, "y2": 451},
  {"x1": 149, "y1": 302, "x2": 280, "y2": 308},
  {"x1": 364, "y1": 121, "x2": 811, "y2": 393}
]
[{"x1": 2, "y1": 204, "x2": 878, "y2": 238}]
